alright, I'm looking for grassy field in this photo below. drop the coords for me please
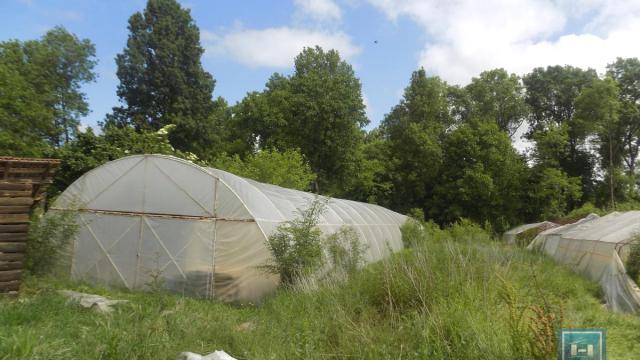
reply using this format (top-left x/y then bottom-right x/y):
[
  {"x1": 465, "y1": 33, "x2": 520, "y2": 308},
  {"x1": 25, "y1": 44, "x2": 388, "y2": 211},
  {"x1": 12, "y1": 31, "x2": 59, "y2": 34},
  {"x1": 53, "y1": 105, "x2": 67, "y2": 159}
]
[{"x1": 1, "y1": 223, "x2": 639, "y2": 359}]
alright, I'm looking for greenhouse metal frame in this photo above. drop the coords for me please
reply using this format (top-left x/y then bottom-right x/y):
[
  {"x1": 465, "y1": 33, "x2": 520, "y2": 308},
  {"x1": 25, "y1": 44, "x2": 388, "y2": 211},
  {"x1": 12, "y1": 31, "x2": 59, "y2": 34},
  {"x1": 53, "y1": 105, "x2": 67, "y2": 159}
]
[
  {"x1": 528, "y1": 212, "x2": 640, "y2": 313},
  {"x1": 54, "y1": 154, "x2": 407, "y2": 302}
]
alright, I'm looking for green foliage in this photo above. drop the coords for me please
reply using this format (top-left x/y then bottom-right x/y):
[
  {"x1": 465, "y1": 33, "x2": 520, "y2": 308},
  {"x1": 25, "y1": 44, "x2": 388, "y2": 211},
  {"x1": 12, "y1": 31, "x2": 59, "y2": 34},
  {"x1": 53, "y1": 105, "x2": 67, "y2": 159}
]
[
  {"x1": 626, "y1": 238, "x2": 640, "y2": 285},
  {"x1": 232, "y1": 46, "x2": 368, "y2": 192},
  {"x1": 323, "y1": 226, "x2": 367, "y2": 276},
  {"x1": 338, "y1": 129, "x2": 393, "y2": 204},
  {"x1": 528, "y1": 167, "x2": 582, "y2": 220},
  {"x1": 401, "y1": 218, "x2": 490, "y2": 248},
  {"x1": 3, "y1": 223, "x2": 640, "y2": 359},
  {"x1": 465, "y1": 68, "x2": 528, "y2": 136},
  {"x1": 593, "y1": 168, "x2": 638, "y2": 208},
  {"x1": 497, "y1": 275, "x2": 565, "y2": 360},
  {"x1": 0, "y1": 40, "x2": 53, "y2": 156},
  {"x1": 432, "y1": 120, "x2": 527, "y2": 232},
  {"x1": 0, "y1": 26, "x2": 96, "y2": 154},
  {"x1": 560, "y1": 201, "x2": 640, "y2": 224},
  {"x1": 262, "y1": 197, "x2": 328, "y2": 285},
  {"x1": 406, "y1": 207, "x2": 425, "y2": 221},
  {"x1": 381, "y1": 69, "x2": 451, "y2": 213},
  {"x1": 447, "y1": 218, "x2": 493, "y2": 242},
  {"x1": 606, "y1": 58, "x2": 640, "y2": 179},
  {"x1": 50, "y1": 124, "x2": 196, "y2": 196},
  {"x1": 576, "y1": 77, "x2": 622, "y2": 208},
  {"x1": 210, "y1": 148, "x2": 316, "y2": 190},
  {"x1": 40, "y1": 27, "x2": 97, "y2": 146},
  {"x1": 25, "y1": 208, "x2": 79, "y2": 276},
  {"x1": 523, "y1": 65, "x2": 599, "y2": 200},
  {"x1": 562, "y1": 202, "x2": 605, "y2": 222},
  {"x1": 514, "y1": 227, "x2": 544, "y2": 248},
  {"x1": 530, "y1": 123, "x2": 570, "y2": 168},
  {"x1": 107, "y1": 0, "x2": 225, "y2": 160}
]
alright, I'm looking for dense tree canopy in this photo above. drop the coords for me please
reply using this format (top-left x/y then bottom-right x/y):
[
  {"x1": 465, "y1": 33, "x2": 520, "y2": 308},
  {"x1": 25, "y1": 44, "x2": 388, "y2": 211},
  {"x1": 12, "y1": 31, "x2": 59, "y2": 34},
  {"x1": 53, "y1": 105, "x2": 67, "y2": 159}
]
[
  {"x1": 233, "y1": 46, "x2": 368, "y2": 193},
  {"x1": 523, "y1": 65, "x2": 599, "y2": 201},
  {"x1": 211, "y1": 149, "x2": 316, "y2": 191},
  {"x1": 0, "y1": 27, "x2": 96, "y2": 155},
  {"x1": 107, "y1": 0, "x2": 225, "y2": 160},
  {"x1": 2, "y1": 0, "x2": 640, "y2": 232},
  {"x1": 381, "y1": 69, "x2": 451, "y2": 213},
  {"x1": 40, "y1": 27, "x2": 97, "y2": 146},
  {"x1": 465, "y1": 68, "x2": 527, "y2": 136},
  {"x1": 607, "y1": 58, "x2": 640, "y2": 179},
  {"x1": 575, "y1": 77, "x2": 621, "y2": 207},
  {"x1": 431, "y1": 120, "x2": 527, "y2": 231}
]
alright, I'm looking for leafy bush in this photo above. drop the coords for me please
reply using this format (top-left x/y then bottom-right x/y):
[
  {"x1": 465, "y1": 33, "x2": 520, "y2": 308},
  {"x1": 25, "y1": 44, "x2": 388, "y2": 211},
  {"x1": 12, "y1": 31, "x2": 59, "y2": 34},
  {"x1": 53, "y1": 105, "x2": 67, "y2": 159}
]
[
  {"x1": 324, "y1": 226, "x2": 367, "y2": 276},
  {"x1": 406, "y1": 207, "x2": 425, "y2": 221},
  {"x1": 613, "y1": 200, "x2": 640, "y2": 212},
  {"x1": 561, "y1": 202, "x2": 604, "y2": 223},
  {"x1": 401, "y1": 217, "x2": 493, "y2": 248},
  {"x1": 529, "y1": 167, "x2": 582, "y2": 221},
  {"x1": 448, "y1": 218, "x2": 492, "y2": 242},
  {"x1": 210, "y1": 148, "x2": 316, "y2": 190},
  {"x1": 559, "y1": 201, "x2": 640, "y2": 225},
  {"x1": 25, "y1": 208, "x2": 79, "y2": 275},
  {"x1": 262, "y1": 197, "x2": 328, "y2": 285},
  {"x1": 514, "y1": 227, "x2": 543, "y2": 248},
  {"x1": 497, "y1": 274, "x2": 565, "y2": 360},
  {"x1": 51, "y1": 124, "x2": 198, "y2": 196},
  {"x1": 626, "y1": 237, "x2": 640, "y2": 285}
]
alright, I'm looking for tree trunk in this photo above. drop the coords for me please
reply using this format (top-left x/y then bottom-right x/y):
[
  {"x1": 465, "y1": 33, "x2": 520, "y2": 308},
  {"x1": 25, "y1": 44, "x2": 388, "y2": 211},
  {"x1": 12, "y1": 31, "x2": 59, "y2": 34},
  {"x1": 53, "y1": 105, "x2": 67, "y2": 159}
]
[{"x1": 609, "y1": 132, "x2": 616, "y2": 209}]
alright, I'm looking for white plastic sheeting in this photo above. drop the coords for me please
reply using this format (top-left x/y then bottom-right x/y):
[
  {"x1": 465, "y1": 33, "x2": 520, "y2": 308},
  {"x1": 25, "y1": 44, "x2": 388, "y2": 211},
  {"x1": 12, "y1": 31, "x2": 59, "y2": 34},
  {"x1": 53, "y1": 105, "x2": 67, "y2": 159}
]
[
  {"x1": 502, "y1": 221, "x2": 558, "y2": 244},
  {"x1": 528, "y1": 212, "x2": 640, "y2": 313},
  {"x1": 54, "y1": 155, "x2": 407, "y2": 302}
]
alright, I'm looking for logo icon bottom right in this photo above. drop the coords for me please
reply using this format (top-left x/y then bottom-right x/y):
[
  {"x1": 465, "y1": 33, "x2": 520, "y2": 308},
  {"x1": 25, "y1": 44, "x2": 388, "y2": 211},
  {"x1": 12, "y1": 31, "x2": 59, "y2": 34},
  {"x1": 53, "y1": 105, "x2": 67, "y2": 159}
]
[{"x1": 559, "y1": 329, "x2": 606, "y2": 360}]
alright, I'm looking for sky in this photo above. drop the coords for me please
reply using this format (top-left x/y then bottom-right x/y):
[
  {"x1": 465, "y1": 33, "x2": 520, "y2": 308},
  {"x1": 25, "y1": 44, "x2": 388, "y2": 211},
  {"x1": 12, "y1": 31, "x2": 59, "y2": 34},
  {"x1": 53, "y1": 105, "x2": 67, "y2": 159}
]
[{"x1": 2, "y1": 0, "x2": 640, "y2": 131}]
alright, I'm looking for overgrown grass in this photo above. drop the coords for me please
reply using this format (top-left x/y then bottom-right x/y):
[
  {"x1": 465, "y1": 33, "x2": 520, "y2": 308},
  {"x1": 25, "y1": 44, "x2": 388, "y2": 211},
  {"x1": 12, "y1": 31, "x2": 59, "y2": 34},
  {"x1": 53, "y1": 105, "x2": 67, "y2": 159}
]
[{"x1": 1, "y1": 223, "x2": 639, "y2": 359}]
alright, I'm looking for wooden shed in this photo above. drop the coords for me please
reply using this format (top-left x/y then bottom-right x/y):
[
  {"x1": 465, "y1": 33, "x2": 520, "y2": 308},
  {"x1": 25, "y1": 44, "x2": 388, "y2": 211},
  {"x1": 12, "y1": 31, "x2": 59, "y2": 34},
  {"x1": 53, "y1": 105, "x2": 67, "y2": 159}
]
[{"x1": 0, "y1": 156, "x2": 60, "y2": 294}]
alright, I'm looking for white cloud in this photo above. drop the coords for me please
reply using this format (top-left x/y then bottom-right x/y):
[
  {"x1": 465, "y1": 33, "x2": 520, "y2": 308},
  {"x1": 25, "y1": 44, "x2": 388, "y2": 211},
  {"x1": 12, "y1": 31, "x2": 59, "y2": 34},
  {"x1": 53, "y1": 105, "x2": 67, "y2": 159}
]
[
  {"x1": 367, "y1": 0, "x2": 640, "y2": 84},
  {"x1": 294, "y1": 0, "x2": 342, "y2": 22},
  {"x1": 205, "y1": 27, "x2": 360, "y2": 68}
]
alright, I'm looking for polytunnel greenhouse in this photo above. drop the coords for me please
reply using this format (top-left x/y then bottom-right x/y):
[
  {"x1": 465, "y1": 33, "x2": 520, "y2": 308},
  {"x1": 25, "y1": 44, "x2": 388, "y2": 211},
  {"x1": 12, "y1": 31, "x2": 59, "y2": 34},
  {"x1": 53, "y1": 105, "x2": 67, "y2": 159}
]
[
  {"x1": 528, "y1": 212, "x2": 640, "y2": 313},
  {"x1": 53, "y1": 154, "x2": 408, "y2": 302}
]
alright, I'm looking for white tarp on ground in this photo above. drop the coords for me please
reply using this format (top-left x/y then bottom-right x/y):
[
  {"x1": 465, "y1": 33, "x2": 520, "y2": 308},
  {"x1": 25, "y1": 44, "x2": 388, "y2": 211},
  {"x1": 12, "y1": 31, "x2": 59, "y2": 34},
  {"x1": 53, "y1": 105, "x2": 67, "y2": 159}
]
[
  {"x1": 54, "y1": 155, "x2": 407, "y2": 302},
  {"x1": 503, "y1": 221, "x2": 558, "y2": 244},
  {"x1": 528, "y1": 212, "x2": 640, "y2": 313}
]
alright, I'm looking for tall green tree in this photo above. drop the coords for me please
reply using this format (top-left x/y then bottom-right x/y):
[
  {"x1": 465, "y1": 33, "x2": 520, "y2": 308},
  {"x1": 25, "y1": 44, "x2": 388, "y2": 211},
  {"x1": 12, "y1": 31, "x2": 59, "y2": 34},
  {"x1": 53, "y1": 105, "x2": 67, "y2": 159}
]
[
  {"x1": 39, "y1": 27, "x2": 96, "y2": 146},
  {"x1": 606, "y1": 58, "x2": 640, "y2": 182},
  {"x1": 107, "y1": 0, "x2": 224, "y2": 160},
  {"x1": 465, "y1": 68, "x2": 527, "y2": 136},
  {"x1": 233, "y1": 46, "x2": 368, "y2": 193},
  {"x1": 525, "y1": 123, "x2": 584, "y2": 220},
  {"x1": 0, "y1": 40, "x2": 53, "y2": 156},
  {"x1": 381, "y1": 69, "x2": 452, "y2": 213},
  {"x1": 431, "y1": 120, "x2": 527, "y2": 231},
  {"x1": 340, "y1": 129, "x2": 393, "y2": 205},
  {"x1": 0, "y1": 27, "x2": 96, "y2": 154},
  {"x1": 231, "y1": 74, "x2": 292, "y2": 155},
  {"x1": 575, "y1": 77, "x2": 621, "y2": 208},
  {"x1": 526, "y1": 167, "x2": 582, "y2": 220},
  {"x1": 288, "y1": 47, "x2": 367, "y2": 193},
  {"x1": 523, "y1": 65, "x2": 598, "y2": 200}
]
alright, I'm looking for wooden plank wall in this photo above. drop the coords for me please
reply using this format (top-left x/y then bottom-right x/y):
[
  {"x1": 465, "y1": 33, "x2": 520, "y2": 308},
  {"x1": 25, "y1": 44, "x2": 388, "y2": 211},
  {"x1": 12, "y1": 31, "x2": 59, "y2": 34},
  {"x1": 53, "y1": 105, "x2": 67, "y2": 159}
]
[{"x1": 0, "y1": 157, "x2": 60, "y2": 294}]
